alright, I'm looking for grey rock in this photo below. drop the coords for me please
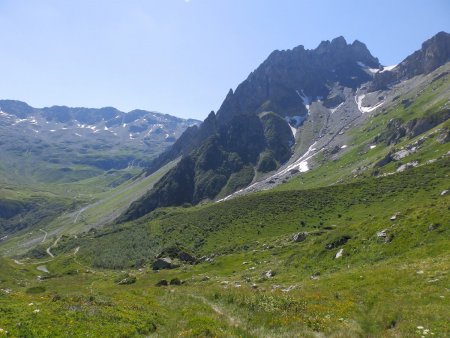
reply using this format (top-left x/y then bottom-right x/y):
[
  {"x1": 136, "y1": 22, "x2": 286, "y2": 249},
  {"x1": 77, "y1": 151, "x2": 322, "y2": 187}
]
[
  {"x1": 263, "y1": 270, "x2": 276, "y2": 278},
  {"x1": 377, "y1": 230, "x2": 387, "y2": 238},
  {"x1": 292, "y1": 232, "x2": 307, "y2": 243},
  {"x1": 152, "y1": 257, "x2": 173, "y2": 270},
  {"x1": 390, "y1": 213, "x2": 400, "y2": 221},
  {"x1": 396, "y1": 161, "x2": 419, "y2": 172}
]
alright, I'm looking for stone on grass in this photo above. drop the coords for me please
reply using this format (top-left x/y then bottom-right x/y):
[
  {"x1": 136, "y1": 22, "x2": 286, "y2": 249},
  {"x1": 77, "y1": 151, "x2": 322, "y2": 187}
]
[
  {"x1": 263, "y1": 270, "x2": 275, "y2": 278},
  {"x1": 169, "y1": 278, "x2": 182, "y2": 286},
  {"x1": 292, "y1": 232, "x2": 307, "y2": 243},
  {"x1": 152, "y1": 257, "x2": 173, "y2": 270},
  {"x1": 155, "y1": 279, "x2": 168, "y2": 287}
]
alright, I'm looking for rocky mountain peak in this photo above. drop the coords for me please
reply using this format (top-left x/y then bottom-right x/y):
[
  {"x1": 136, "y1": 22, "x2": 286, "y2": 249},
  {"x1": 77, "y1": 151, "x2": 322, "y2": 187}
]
[
  {"x1": 371, "y1": 31, "x2": 450, "y2": 90},
  {"x1": 215, "y1": 36, "x2": 379, "y2": 125}
]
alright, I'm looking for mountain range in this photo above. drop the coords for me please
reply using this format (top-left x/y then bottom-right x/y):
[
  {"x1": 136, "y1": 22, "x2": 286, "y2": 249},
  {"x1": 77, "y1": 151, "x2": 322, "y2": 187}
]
[
  {"x1": 0, "y1": 100, "x2": 199, "y2": 178},
  {"x1": 121, "y1": 31, "x2": 450, "y2": 222}
]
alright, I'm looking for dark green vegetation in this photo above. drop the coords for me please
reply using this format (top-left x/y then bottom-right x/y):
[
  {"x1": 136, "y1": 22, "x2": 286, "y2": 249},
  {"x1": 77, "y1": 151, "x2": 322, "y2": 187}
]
[{"x1": 60, "y1": 157, "x2": 450, "y2": 270}]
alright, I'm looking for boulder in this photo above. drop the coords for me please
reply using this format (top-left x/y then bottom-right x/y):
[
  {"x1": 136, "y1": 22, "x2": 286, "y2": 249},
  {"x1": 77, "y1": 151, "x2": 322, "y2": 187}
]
[
  {"x1": 169, "y1": 278, "x2": 182, "y2": 286},
  {"x1": 157, "y1": 246, "x2": 197, "y2": 264},
  {"x1": 152, "y1": 257, "x2": 173, "y2": 270},
  {"x1": 178, "y1": 251, "x2": 197, "y2": 264},
  {"x1": 263, "y1": 270, "x2": 275, "y2": 278},
  {"x1": 335, "y1": 248, "x2": 344, "y2": 259},
  {"x1": 441, "y1": 190, "x2": 449, "y2": 196},
  {"x1": 117, "y1": 276, "x2": 136, "y2": 285},
  {"x1": 155, "y1": 279, "x2": 168, "y2": 287},
  {"x1": 377, "y1": 230, "x2": 387, "y2": 238},
  {"x1": 292, "y1": 232, "x2": 307, "y2": 243},
  {"x1": 396, "y1": 161, "x2": 419, "y2": 172},
  {"x1": 325, "y1": 235, "x2": 351, "y2": 249}
]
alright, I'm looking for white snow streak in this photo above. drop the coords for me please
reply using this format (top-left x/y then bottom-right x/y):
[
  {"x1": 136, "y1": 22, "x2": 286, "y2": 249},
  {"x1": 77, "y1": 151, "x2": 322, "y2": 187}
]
[{"x1": 355, "y1": 94, "x2": 384, "y2": 113}]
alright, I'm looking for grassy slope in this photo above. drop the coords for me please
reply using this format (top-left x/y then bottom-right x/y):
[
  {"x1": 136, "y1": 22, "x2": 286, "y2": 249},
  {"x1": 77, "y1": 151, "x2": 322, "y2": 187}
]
[
  {"x1": 278, "y1": 66, "x2": 450, "y2": 191},
  {"x1": 0, "y1": 158, "x2": 448, "y2": 337}
]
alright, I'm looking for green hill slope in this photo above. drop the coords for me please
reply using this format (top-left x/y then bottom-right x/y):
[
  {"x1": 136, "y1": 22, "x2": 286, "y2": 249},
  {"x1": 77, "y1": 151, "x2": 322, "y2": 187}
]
[{"x1": 0, "y1": 157, "x2": 448, "y2": 337}]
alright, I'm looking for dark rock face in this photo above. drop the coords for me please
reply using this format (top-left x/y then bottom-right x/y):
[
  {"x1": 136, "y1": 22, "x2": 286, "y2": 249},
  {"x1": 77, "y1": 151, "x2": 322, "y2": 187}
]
[{"x1": 371, "y1": 31, "x2": 450, "y2": 90}]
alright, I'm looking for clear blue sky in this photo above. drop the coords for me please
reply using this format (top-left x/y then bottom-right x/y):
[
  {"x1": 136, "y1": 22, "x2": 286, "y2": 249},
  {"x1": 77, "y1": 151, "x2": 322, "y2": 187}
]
[{"x1": 1, "y1": 0, "x2": 449, "y2": 120}]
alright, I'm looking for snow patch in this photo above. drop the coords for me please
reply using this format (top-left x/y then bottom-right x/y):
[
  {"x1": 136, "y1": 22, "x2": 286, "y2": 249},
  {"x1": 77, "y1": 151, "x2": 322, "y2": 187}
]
[
  {"x1": 49, "y1": 129, "x2": 56, "y2": 132},
  {"x1": 355, "y1": 94, "x2": 384, "y2": 113},
  {"x1": 13, "y1": 118, "x2": 29, "y2": 124},
  {"x1": 341, "y1": 145, "x2": 347, "y2": 149},
  {"x1": 296, "y1": 89, "x2": 311, "y2": 113},
  {"x1": 289, "y1": 125, "x2": 297, "y2": 138},
  {"x1": 277, "y1": 141, "x2": 319, "y2": 176},
  {"x1": 357, "y1": 61, "x2": 379, "y2": 74},
  {"x1": 74, "y1": 133, "x2": 81, "y2": 137},
  {"x1": 380, "y1": 64, "x2": 397, "y2": 73},
  {"x1": 370, "y1": 145, "x2": 376, "y2": 149}
]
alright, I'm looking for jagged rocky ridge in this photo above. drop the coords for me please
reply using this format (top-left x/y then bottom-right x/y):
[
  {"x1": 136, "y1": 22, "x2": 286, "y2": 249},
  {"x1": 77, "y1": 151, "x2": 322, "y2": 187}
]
[{"x1": 121, "y1": 32, "x2": 450, "y2": 222}]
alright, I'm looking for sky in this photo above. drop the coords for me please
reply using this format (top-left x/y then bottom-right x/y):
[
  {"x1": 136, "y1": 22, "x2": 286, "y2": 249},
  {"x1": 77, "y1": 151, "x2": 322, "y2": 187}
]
[{"x1": 0, "y1": 0, "x2": 449, "y2": 120}]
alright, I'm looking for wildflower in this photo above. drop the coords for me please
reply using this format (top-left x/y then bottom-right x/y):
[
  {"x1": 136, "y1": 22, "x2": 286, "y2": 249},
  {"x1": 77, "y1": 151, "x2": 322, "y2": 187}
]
[
  {"x1": 417, "y1": 326, "x2": 424, "y2": 330},
  {"x1": 33, "y1": 309, "x2": 40, "y2": 313},
  {"x1": 28, "y1": 302, "x2": 34, "y2": 306}
]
